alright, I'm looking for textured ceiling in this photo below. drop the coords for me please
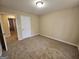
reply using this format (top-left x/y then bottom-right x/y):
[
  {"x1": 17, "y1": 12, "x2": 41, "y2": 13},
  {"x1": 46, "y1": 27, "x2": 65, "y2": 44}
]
[{"x1": 0, "y1": 0, "x2": 79, "y2": 15}]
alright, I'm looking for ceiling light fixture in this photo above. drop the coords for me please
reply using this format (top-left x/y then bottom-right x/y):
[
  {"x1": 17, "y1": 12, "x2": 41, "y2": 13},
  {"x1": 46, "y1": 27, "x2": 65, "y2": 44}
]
[{"x1": 36, "y1": 0, "x2": 44, "y2": 8}]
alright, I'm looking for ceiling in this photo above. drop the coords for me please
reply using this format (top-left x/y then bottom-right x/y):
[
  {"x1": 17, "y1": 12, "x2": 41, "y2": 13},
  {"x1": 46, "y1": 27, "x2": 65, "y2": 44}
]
[{"x1": 0, "y1": 0, "x2": 79, "y2": 15}]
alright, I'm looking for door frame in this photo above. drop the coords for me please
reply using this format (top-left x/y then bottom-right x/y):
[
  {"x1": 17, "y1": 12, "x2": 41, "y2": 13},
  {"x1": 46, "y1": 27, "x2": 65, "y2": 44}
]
[{"x1": 0, "y1": 14, "x2": 19, "y2": 51}]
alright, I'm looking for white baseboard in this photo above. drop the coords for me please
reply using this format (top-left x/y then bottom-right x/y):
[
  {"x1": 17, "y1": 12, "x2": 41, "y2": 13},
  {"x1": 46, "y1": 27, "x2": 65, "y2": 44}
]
[
  {"x1": 40, "y1": 34, "x2": 78, "y2": 47},
  {"x1": 31, "y1": 33, "x2": 40, "y2": 37},
  {"x1": 20, "y1": 33, "x2": 39, "y2": 40}
]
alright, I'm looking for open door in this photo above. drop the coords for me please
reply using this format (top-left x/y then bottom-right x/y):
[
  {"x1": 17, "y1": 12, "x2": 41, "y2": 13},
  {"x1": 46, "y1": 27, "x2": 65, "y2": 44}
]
[
  {"x1": 0, "y1": 24, "x2": 6, "y2": 51},
  {"x1": 0, "y1": 15, "x2": 8, "y2": 51}
]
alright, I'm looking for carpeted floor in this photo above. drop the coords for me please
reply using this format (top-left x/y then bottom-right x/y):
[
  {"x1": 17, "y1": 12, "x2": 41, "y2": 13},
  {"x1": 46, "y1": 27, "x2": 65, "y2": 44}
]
[
  {"x1": 7, "y1": 31, "x2": 18, "y2": 45},
  {"x1": 7, "y1": 35, "x2": 79, "y2": 59}
]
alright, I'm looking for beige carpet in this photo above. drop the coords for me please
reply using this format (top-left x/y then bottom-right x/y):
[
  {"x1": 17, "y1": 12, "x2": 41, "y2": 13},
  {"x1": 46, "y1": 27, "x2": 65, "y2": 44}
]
[
  {"x1": 7, "y1": 31, "x2": 18, "y2": 45},
  {"x1": 7, "y1": 35, "x2": 79, "y2": 59}
]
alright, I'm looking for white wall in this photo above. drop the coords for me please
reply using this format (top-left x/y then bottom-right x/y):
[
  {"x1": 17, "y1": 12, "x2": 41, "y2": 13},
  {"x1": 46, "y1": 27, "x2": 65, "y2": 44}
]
[
  {"x1": 0, "y1": 7, "x2": 39, "y2": 40},
  {"x1": 40, "y1": 7, "x2": 79, "y2": 45}
]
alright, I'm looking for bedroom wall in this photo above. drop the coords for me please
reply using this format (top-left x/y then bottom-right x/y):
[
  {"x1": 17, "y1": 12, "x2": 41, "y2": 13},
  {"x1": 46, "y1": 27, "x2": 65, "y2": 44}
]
[{"x1": 40, "y1": 7, "x2": 79, "y2": 46}]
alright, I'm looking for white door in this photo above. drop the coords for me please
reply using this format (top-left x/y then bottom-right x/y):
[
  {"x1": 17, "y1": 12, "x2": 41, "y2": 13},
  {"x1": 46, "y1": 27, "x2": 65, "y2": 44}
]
[
  {"x1": 0, "y1": 15, "x2": 8, "y2": 51},
  {"x1": 21, "y1": 16, "x2": 31, "y2": 39}
]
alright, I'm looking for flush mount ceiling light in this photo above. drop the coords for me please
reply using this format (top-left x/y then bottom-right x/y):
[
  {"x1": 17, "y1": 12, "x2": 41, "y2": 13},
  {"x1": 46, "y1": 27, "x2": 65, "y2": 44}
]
[{"x1": 36, "y1": 0, "x2": 44, "y2": 8}]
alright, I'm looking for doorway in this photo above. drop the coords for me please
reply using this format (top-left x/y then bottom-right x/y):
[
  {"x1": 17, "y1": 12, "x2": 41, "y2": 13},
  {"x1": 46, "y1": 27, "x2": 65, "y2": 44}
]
[
  {"x1": 7, "y1": 16, "x2": 18, "y2": 43},
  {"x1": 0, "y1": 15, "x2": 18, "y2": 45}
]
